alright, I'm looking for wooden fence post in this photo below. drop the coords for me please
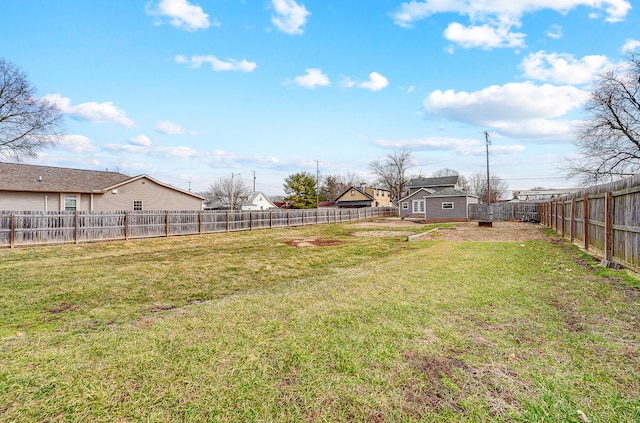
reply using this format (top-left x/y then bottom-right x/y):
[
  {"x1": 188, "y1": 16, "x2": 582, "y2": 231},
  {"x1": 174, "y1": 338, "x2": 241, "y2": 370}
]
[
  {"x1": 603, "y1": 191, "x2": 613, "y2": 265},
  {"x1": 75, "y1": 210, "x2": 79, "y2": 244},
  {"x1": 583, "y1": 194, "x2": 589, "y2": 251},
  {"x1": 227, "y1": 211, "x2": 230, "y2": 232},
  {"x1": 250, "y1": 212, "x2": 253, "y2": 231},
  {"x1": 125, "y1": 211, "x2": 129, "y2": 240},
  {"x1": 570, "y1": 199, "x2": 576, "y2": 243},
  {"x1": 561, "y1": 200, "x2": 565, "y2": 237},
  {"x1": 165, "y1": 211, "x2": 170, "y2": 237},
  {"x1": 10, "y1": 213, "x2": 15, "y2": 248}
]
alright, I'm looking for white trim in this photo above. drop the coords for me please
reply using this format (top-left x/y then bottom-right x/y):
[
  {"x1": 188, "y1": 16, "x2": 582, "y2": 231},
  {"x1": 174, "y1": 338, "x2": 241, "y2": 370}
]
[{"x1": 442, "y1": 202, "x2": 454, "y2": 209}]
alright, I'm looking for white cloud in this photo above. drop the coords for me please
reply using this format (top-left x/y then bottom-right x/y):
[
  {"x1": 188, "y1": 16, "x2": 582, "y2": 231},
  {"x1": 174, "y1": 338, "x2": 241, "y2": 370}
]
[
  {"x1": 339, "y1": 76, "x2": 357, "y2": 89},
  {"x1": 545, "y1": 24, "x2": 563, "y2": 39},
  {"x1": 444, "y1": 22, "x2": 525, "y2": 49},
  {"x1": 424, "y1": 81, "x2": 589, "y2": 140},
  {"x1": 373, "y1": 136, "x2": 524, "y2": 156},
  {"x1": 154, "y1": 146, "x2": 199, "y2": 159},
  {"x1": 391, "y1": 0, "x2": 631, "y2": 49},
  {"x1": 156, "y1": 120, "x2": 197, "y2": 136},
  {"x1": 175, "y1": 55, "x2": 257, "y2": 72},
  {"x1": 292, "y1": 68, "x2": 330, "y2": 88},
  {"x1": 521, "y1": 51, "x2": 610, "y2": 85},
  {"x1": 130, "y1": 134, "x2": 153, "y2": 147},
  {"x1": 103, "y1": 143, "x2": 198, "y2": 159},
  {"x1": 103, "y1": 143, "x2": 148, "y2": 154},
  {"x1": 622, "y1": 39, "x2": 640, "y2": 53},
  {"x1": 58, "y1": 135, "x2": 96, "y2": 153},
  {"x1": 146, "y1": 0, "x2": 210, "y2": 31},
  {"x1": 43, "y1": 94, "x2": 135, "y2": 128},
  {"x1": 271, "y1": 0, "x2": 310, "y2": 35},
  {"x1": 357, "y1": 72, "x2": 389, "y2": 91}
]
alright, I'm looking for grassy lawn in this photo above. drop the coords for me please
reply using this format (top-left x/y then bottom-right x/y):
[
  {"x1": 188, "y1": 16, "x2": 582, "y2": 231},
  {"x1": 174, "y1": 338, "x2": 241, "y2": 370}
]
[{"x1": 1, "y1": 221, "x2": 638, "y2": 422}]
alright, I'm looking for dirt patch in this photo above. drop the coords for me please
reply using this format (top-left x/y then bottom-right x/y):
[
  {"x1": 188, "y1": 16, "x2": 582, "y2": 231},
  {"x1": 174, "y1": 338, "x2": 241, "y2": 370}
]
[
  {"x1": 351, "y1": 219, "x2": 426, "y2": 229},
  {"x1": 412, "y1": 221, "x2": 547, "y2": 242},
  {"x1": 402, "y1": 350, "x2": 520, "y2": 417},
  {"x1": 283, "y1": 238, "x2": 343, "y2": 247},
  {"x1": 46, "y1": 303, "x2": 74, "y2": 314},
  {"x1": 352, "y1": 230, "x2": 414, "y2": 238}
]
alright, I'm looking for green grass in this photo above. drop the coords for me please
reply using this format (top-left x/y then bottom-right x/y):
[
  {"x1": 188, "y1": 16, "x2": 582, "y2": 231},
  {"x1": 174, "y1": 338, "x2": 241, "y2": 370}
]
[{"x1": 1, "y1": 221, "x2": 638, "y2": 422}]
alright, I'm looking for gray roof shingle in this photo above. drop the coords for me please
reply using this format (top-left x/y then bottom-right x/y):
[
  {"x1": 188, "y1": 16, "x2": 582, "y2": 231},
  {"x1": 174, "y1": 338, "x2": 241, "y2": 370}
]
[{"x1": 0, "y1": 162, "x2": 132, "y2": 193}]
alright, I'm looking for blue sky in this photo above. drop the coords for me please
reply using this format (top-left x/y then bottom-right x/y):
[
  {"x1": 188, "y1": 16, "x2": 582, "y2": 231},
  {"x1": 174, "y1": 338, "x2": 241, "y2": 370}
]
[{"x1": 1, "y1": 0, "x2": 638, "y2": 196}]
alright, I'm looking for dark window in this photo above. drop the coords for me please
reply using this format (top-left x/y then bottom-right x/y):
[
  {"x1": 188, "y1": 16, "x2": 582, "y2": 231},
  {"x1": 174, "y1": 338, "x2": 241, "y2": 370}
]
[{"x1": 64, "y1": 195, "x2": 77, "y2": 211}]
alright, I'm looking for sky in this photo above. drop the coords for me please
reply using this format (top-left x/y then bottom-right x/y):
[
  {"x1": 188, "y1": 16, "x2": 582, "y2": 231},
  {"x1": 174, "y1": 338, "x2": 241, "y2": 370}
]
[{"x1": 1, "y1": 0, "x2": 638, "y2": 197}]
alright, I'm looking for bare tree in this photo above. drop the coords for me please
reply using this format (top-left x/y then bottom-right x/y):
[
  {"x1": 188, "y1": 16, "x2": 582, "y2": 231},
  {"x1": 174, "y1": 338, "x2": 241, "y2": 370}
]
[
  {"x1": 319, "y1": 172, "x2": 366, "y2": 201},
  {"x1": 0, "y1": 59, "x2": 64, "y2": 161},
  {"x1": 431, "y1": 168, "x2": 470, "y2": 192},
  {"x1": 369, "y1": 150, "x2": 413, "y2": 204},
  {"x1": 567, "y1": 53, "x2": 640, "y2": 183},
  {"x1": 205, "y1": 174, "x2": 250, "y2": 210},
  {"x1": 468, "y1": 172, "x2": 509, "y2": 204}
]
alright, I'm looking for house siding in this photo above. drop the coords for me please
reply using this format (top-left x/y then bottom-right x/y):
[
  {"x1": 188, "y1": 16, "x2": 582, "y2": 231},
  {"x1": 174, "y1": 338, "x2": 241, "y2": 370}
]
[
  {"x1": 94, "y1": 177, "x2": 202, "y2": 211},
  {"x1": 0, "y1": 191, "x2": 61, "y2": 211},
  {"x1": 398, "y1": 189, "x2": 432, "y2": 218},
  {"x1": 425, "y1": 196, "x2": 471, "y2": 219},
  {"x1": 364, "y1": 188, "x2": 392, "y2": 207}
]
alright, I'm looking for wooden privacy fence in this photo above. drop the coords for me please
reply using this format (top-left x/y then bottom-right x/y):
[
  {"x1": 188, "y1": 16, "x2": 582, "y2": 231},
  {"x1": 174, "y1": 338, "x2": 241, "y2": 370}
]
[
  {"x1": 469, "y1": 202, "x2": 540, "y2": 222},
  {"x1": 538, "y1": 174, "x2": 640, "y2": 272},
  {"x1": 0, "y1": 207, "x2": 396, "y2": 248}
]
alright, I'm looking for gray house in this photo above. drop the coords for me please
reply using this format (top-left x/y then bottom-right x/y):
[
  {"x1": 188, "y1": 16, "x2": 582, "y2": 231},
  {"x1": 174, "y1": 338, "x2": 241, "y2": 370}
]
[
  {"x1": 399, "y1": 188, "x2": 478, "y2": 221},
  {"x1": 407, "y1": 175, "x2": 463, "y2": 195},
  {"x1": 0, "y1": 162, "x2": 204, "y2": 211}
]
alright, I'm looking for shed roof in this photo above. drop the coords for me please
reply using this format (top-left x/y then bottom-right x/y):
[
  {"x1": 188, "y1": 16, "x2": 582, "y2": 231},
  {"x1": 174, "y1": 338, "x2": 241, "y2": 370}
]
[{"x1": 424, "y1": 188, "x2": 477, "y2": 198}]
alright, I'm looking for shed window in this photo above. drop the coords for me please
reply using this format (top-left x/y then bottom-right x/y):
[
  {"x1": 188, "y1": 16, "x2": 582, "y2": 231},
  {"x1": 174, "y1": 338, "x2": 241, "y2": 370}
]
[
  {"x1": 133, "y1": 200, "x2": 143, "y2": 211},
  {"x1": 442, "y1": 202, "x2": 454, "y2": 209},
  {"x1": 402, "y1": 202, "x2": 409, "y2": 210},
  {"x1": 64, "y1": 195, "x2": 77, "y2": 211},
  {"x1": 350, "y1": 190, "x2": 356, "y2": 196},
  {"x1": 412, "y1": 200, "x2": 425, "y2": 213}
]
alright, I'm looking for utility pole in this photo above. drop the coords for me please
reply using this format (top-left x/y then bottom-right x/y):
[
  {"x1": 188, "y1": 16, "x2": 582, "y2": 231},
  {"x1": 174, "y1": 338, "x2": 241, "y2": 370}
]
[
  {"x1": 231, "y1": 173, "x2": 241, "y2": 210},
  {"x1": 484, "y1": 131, "x2": 493, "y2": 224},
  {"x1": 252, "y1": 170, "x2": 256, "y2": 192},
  {"x1": 484, "y1": 131, "x2": 491, "y2": 204}
]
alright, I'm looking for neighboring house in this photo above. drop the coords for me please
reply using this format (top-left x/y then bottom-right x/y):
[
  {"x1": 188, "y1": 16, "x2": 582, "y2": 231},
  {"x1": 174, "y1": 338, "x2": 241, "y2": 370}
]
[
  {"x1": 0, "y1": 162, "x2": 204, "y2": 211},
  {"x1": 399, "y1": 188, "x2": 479, "y2": 221},
  {"x1": 407, "y1": 175, "x2": 463, "y2": 195},
  {"x1": 273, "y1": 201, "x2": 293, "y2": 209},
  {"x1": 241, "y1": 192, "x2": 277, "y2": 211},
  {"x1": 334, "y1": 184, "x2": 393, "y2": 208},
  {"x1": 317, "y1": 201, "x2": 336, "y2": 208}
]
